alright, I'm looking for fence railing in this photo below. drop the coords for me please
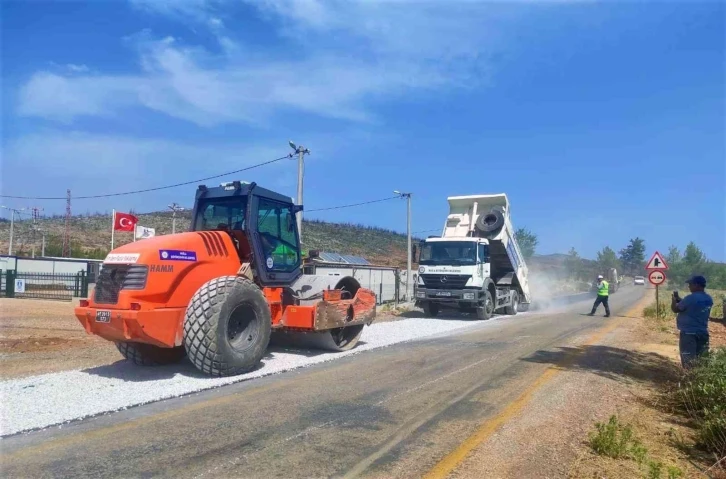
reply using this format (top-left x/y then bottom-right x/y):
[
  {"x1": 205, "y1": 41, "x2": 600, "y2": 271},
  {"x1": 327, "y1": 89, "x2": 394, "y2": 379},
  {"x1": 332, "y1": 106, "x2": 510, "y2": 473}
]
[{"x1": 1, "y1": 270, "x2": 89, "y2": 302}]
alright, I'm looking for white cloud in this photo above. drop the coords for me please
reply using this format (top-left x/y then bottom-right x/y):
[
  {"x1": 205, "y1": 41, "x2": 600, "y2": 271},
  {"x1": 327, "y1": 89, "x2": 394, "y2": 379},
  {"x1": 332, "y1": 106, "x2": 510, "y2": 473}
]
[
  {"x1": 66, "y1": 64, "x2": 90, "y2": 73},
  {"x1": 17, "y1": 0, "x2": 521, "y2": 126}
]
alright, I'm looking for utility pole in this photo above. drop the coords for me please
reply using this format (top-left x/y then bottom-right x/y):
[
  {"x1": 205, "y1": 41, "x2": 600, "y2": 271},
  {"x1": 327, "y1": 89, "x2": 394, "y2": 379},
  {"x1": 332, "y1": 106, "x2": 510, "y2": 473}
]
[
  {"x1": 31, "y1": 208, "x2": 43, "y2": 258},
  {"x1": 1, "y1": 206, "x2": 27, "y2": 256},
  {"x1": 168, "y1": 203, "x2": 185, "y2": 234},
  {"x1": 289, "y1": 141, "x2": 310, "y2": 241},
  {"x1": 394, "y1": 191, "x2": 412, "y2": 302}
]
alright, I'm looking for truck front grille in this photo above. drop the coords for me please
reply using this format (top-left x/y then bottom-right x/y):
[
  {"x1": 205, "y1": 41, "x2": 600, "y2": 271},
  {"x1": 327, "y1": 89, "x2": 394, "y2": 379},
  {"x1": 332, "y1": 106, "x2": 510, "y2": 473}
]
[
  {"x1": 94, "y1": 265, "x2": 148, "y2": 305},
  {"x1": 420, "y1": 274, "x2": 471, "y2": 290}
]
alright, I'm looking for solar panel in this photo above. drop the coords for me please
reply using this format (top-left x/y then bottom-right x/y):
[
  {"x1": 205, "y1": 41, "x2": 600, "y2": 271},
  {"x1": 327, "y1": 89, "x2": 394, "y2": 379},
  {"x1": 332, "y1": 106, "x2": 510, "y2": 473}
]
[
  {"x1": 316, "y1": 251, "x2": 370, "y2": 265},
  {"x1": 340, "y1": 254, "x2": 370, "y2": 265}
]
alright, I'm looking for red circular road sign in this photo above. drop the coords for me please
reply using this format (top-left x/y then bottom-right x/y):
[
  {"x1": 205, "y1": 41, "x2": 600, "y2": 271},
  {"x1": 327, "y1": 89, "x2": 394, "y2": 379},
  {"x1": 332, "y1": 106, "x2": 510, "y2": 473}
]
[{"x1": 648, "y1": 270, "x2": 666, "y2": 286}]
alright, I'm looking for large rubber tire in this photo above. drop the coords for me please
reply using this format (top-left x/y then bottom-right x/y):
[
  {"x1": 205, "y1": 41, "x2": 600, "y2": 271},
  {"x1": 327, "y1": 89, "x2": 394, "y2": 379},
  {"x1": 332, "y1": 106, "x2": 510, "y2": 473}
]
[
  {"x1": 476, "y1": 291, "x2": 494, "y2": 320},
  {"x1": 424, "y1": 302, "x2": 440, "y2": 317},
  {"x1": 115, "y1": 341, "x2": 185, "y2": 366},
  {"x1": 505, "y1": 291, "x2": 519, "y2": 315},
  {"x1": 184, "y1": 276, "x2": 271, "y2": 377},
  {"x1": 475, "y1": 208, "x2": 505, "y2": 235},
  {"x1": 518, "y1": 302, "x2": 530, "y2": 313}
]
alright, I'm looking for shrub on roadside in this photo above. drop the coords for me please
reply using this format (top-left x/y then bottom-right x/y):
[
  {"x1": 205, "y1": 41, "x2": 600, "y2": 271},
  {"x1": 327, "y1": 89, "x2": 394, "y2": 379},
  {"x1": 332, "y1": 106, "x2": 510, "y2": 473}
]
[
  {"x1": 643, "y1": 303, "x2": 671, "y2": 320},
  {"x1": 589, "y1": 415, "x2": 648, "y2": 461},
  {"x1": 676, "y1": 347, "x2": 726, "y2": 461}
]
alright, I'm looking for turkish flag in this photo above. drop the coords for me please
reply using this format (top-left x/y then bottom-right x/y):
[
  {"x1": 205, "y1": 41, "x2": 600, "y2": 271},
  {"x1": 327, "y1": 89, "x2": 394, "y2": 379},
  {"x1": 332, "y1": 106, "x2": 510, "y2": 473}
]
[{"x1": 114, "y1": 212, "x2": 138, "y2": 232}]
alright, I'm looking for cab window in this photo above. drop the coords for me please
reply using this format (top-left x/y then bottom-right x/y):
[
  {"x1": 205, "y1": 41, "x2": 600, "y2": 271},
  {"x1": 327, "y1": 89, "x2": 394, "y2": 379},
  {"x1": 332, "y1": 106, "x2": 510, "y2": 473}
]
[
  {"x1": 256, "y1": 198, "x2": 300, "y2": 272},
  {"x1": 194, "y1": 198, "x2": 247, "y2": 231}
]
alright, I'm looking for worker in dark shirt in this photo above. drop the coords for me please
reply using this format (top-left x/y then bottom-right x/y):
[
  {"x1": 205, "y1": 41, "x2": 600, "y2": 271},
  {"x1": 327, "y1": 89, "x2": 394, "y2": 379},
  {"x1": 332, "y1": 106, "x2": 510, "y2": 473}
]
[{"x1": 671, "y1": 275, "x2": 715, "y2": 369}]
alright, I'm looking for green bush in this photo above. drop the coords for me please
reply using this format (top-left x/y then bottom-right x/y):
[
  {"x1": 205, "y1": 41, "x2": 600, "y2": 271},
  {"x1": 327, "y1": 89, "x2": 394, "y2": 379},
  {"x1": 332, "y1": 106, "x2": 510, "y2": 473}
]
[
  {"x1": 677, "y1": 347, "x2": 726, "y2": 459},
  {"x1": 589, "y1": 415, "x2": 648, "y2": 461}
]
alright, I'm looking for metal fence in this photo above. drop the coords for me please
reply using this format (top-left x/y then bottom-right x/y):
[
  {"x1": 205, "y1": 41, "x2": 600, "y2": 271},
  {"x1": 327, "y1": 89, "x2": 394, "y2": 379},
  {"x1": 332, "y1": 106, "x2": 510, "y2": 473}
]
[{"x1": 1, "y1": 270, "x2": 89, "y2": 302}]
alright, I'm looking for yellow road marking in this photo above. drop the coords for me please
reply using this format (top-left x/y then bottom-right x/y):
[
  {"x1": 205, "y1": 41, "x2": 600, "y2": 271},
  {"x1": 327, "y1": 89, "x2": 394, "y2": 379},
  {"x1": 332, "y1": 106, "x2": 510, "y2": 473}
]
[{"x1": 423, "y1": 294, "x2": 652, "y2": 479}]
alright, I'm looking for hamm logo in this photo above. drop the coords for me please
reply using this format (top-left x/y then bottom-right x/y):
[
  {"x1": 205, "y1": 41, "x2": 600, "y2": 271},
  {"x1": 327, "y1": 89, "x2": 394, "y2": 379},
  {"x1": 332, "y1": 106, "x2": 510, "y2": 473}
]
[{"x1": 150, "y1": 265, "x2": 174, "y2": 273}]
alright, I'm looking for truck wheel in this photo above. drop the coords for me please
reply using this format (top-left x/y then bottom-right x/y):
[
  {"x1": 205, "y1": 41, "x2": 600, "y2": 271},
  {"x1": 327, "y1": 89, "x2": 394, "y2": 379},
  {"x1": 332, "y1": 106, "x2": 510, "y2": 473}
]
[
  {"x1": 476, "y1": 291, "x2": 494, "y2": 320},
  {"x1": 184, "y1": 276, "x2": 271, "y2": 377},
  {"x1": 518, "y1": 302, "x2": 530, "y2": 313},
  {"x1": 424, "y1": 302, "x2": 440, "y2": 317},
  {"x1": 115, "y1": 341, "x2": 185, "y2": 366},
  {"x1": 475, "y1": 208, "x2": 504, "y2": 235},
  {"x1": 505, "y1": 291, "x2": 519, "y2": 315}
]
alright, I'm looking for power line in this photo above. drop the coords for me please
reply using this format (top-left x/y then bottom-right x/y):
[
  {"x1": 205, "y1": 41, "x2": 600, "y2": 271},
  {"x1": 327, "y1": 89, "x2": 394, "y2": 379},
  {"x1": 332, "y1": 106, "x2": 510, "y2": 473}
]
[
  {"x1": 0, "y1": 154, "x2": 293, "y2": 200},
  {"x1": 306, "y1": 196, "x2": 399, "y2": 213}
]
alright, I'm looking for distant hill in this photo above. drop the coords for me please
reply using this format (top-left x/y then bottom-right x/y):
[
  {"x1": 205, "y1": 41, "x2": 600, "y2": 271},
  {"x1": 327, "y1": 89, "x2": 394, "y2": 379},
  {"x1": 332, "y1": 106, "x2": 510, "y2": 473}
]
[
  {"x1": 0, "y1": 211, "x2": 414, "y2": 267},
  {"x1": 0, "y1": 211, "x2": 598, "y2": 277}
]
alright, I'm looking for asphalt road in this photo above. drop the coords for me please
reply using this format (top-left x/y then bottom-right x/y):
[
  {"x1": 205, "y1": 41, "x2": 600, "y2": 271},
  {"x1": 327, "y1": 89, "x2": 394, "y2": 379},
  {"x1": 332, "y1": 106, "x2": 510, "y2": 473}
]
[{"x1": 2, "y1": 286, "x2": 645, "y2": 479}]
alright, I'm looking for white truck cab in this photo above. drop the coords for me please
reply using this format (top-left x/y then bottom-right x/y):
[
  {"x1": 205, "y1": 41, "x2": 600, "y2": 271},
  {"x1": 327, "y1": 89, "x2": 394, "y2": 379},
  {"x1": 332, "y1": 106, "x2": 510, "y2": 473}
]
[{"x1": 416, "y1": 193, "x2": 531, "y2": 319}]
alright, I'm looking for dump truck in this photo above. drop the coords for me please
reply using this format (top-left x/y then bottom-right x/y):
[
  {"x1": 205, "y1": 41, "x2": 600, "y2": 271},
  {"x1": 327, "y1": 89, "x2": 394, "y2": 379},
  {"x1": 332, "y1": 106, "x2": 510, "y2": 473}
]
[
  {"x1": 415, "y1": 193, "x2": 531, "y2": 319},
  {"x1": 75, "y1": 181, "x2": 376, "y2": 377}
]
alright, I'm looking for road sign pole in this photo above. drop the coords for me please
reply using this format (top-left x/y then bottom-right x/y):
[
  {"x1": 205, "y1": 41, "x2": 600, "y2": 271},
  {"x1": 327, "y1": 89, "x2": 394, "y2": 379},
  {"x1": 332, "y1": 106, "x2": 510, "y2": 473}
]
[{"x1": 656, "y1": 284, "x2": 659, "y2": 317}]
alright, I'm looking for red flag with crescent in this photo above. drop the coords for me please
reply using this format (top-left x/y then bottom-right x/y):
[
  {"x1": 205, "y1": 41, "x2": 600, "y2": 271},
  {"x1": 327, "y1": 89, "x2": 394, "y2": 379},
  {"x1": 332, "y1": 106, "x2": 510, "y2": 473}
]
[{"x1": 114, "y1": 212, "x2": 138, "y2": 232}]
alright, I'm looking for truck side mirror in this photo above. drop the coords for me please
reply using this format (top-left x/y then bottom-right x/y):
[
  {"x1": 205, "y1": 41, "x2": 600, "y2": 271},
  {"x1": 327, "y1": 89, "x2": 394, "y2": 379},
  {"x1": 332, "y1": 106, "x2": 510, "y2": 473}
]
[{"x1": 412, "y1": 244, "x2": 418, "y2": 262}]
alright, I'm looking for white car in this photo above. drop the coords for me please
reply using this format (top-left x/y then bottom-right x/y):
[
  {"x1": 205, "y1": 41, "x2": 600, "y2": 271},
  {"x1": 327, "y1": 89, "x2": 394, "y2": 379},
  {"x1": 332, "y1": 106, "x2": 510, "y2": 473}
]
[{"x1": 634, "y1": 276, "x2": 645, "y2": 285}]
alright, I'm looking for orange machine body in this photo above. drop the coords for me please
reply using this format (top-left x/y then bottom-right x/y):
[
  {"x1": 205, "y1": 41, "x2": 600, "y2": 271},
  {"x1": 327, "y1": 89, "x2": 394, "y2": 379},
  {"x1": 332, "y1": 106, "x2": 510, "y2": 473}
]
[{"x1": 75, "y1": 230, "x2": 376, "y2": 348}]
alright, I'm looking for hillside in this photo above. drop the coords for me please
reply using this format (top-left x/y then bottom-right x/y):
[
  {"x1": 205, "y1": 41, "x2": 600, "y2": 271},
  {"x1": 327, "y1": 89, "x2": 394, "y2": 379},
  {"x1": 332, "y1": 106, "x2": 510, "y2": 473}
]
[
  {"x1": 0, "y1": 212, "x2": 413, "y2": 267},
  {"x1": 0, "y1": 211, "x2": 601, "y2": 278}
]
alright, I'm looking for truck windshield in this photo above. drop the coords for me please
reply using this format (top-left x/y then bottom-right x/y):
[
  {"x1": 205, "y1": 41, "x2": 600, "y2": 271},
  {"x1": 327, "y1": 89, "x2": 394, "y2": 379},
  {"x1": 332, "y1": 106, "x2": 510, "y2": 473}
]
[
  {"x1": 194, "y1": 197, "x2": 248, "y2": 231},
  {"x1": 420, "y1": 242, "x2": 480, "y2": 266}
]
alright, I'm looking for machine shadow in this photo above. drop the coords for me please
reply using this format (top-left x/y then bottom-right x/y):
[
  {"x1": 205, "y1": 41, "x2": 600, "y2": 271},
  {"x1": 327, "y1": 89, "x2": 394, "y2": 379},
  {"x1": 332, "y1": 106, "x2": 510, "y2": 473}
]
[{"x1": 84, "y1": 341, "x2": 368, "y2": 381}]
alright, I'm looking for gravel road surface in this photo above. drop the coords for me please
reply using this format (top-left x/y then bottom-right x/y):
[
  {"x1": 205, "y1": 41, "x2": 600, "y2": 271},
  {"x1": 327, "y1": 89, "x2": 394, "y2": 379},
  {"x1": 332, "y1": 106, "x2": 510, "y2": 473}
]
[{"x1": 2, "y1": 286, "x2": 644, "y2": 478}]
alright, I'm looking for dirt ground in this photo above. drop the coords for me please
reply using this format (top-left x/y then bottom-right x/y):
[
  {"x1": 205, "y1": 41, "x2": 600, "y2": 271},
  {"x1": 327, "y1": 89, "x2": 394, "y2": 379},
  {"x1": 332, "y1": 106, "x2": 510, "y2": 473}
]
[
  {"x1": 448, "y1": 289, "x2": 726, "y2": 479},
  {"x1": 0, "y1": 298, "x2": 120, "y2": 378}
]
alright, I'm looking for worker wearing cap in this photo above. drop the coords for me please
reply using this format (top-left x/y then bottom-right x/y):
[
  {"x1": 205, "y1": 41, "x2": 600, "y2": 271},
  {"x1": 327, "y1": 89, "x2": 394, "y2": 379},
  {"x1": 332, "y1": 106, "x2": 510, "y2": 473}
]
[
  {"x1": 588, "y1": 274, "x2": 610, "y2": 317},
  {"x1": 671, "y1": 275, "x2": 714, "y2": 369}
]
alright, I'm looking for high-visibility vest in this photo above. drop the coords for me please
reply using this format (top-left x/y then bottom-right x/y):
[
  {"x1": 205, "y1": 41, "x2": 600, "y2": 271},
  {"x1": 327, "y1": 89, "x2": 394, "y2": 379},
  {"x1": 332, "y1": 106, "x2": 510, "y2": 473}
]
[{"x1": 598, "y1": 281, "x2": 609, "y2": 296}]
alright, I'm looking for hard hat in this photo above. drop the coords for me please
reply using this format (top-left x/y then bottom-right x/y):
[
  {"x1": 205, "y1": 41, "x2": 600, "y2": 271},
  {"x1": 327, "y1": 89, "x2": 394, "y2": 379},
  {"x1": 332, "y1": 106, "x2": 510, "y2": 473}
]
[{"x1": 597, "y1": 275, "x2": 604, "y2": 279}]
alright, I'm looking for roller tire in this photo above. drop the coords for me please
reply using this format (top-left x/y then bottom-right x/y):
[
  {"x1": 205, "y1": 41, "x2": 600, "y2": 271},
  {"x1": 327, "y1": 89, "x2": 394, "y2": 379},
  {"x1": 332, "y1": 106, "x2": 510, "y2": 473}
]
[
  {"x1": 184, "y1": 276, "x2": 271, "y2": 377},
  {"x1": 424, "y1": 302, "x2": 440, "y2": 317},
  {"x1": 518, "y1": 302, "x2": 530, "y2": 313},
  {"x1": 505, "y1": 291, "x2": 519, "y2": 315},
  {"x1": 115, "y1": 341, "x2": 185, "y2": 366},
  {"x1": 476, "y1": 290, "x2": 494, "y2": 320},
  {"x1": 475, "y1": 208, "x2": 505, "y2": 235}
]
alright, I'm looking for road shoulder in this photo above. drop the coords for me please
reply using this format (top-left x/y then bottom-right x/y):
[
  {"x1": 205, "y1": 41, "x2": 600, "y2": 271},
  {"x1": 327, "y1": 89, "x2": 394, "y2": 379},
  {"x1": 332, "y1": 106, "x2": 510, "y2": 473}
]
[{"x1": 444, "y1": 288, "x2": 725, "y2": 479}]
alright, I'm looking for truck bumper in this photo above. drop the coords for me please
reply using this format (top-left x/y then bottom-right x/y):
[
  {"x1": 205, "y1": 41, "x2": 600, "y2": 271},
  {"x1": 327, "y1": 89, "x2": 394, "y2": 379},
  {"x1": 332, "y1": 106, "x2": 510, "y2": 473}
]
[
  {"x1": 415, "y1": 288, "x2": 483, "y2": 304},
  {"x1": 75, "y1": 307, "x2": 185, "y2": 348}
]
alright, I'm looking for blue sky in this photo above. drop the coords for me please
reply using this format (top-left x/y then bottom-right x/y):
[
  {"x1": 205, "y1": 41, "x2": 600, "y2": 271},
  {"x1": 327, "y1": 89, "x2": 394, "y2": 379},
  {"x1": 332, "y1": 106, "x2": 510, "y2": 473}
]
[{"x1": 1, "y1": 0, "x2": 724, "y2": 261}]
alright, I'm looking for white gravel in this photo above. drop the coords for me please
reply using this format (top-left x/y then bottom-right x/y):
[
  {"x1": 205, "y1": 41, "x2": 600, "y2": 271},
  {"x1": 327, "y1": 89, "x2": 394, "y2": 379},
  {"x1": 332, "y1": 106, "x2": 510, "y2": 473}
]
[{"x1": 0, "y1": 314, "x2": 523, "y2": 437}]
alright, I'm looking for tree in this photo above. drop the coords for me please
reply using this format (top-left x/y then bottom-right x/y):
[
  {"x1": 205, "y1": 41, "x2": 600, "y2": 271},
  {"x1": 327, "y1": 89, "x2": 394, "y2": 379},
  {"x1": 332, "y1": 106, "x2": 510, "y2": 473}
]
[
  {"x1": 515, "y1": 228, "x2": 538, "y2": 260},
  {"x1": 564, "y1": 247, "x2": 583, "y2": 280},
  {"x1": 596, "y1": 246, "x2": 620, "y2": 273},
  {"x1": 618, "y1": 237, "x2": 646, "y2": 275},
  {"x1": 682, "y1": 241, "x2": 706, "y2": 271},
  {"x1": 666, "y1": 245, "x2": 681, "y2": 265}
]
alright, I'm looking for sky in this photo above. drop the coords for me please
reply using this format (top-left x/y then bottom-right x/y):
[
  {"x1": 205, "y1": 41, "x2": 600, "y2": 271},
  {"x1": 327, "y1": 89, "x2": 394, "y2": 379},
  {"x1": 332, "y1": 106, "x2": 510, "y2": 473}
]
[{"x1": 1, "y1": 0, "x2": 724, "y2": 261}]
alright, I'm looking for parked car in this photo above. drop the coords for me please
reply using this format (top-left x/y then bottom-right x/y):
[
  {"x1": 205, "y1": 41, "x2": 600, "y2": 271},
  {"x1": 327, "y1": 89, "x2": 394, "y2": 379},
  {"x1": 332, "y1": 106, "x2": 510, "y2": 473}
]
[{"x1": 634, "y1": 276, "x2": 645, "y2": 285}]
